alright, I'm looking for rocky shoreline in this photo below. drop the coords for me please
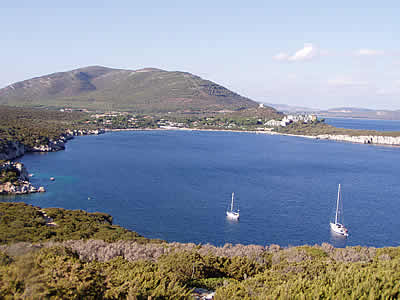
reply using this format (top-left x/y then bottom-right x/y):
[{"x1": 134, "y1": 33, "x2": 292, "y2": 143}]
[
  {"x1": 314, "y1": 133, "x2": 400, "y2": 145},
  {"x1": 180, "y1": 128, "x2": 400, "y2": 146},
  {"x1": 279, "y1": 132, "x2": 400, "y2": 146},
  {"x1": 0, "y1": 128, "x2": 105, "y2": 195},
  {"x1": 0, "y1": 128, "x2": 105, "y2": 161},
  {"x1": 0, "y1": 161, "x2": 45, "y2": 195}
]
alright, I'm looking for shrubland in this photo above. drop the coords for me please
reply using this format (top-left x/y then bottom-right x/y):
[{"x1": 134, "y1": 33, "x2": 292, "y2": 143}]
[
  {"x1": 0, "y1": 203, "x2": 159, "y2": 244},
  {"x1": 0, "y1": 105, "x2": 90, "y2": 150},
  {"x1": 0, "y1": 203, "x2": 399, "y2": 298}
]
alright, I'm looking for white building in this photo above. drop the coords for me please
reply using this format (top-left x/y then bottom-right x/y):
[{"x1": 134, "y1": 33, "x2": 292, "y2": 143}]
[{"x1": 266, "y1": 114, "x2": 318, "y2": 127}]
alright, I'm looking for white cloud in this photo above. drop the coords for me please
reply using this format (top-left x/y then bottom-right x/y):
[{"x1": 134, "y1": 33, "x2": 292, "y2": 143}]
[
  {"x1": 356, "y1": 49, "x2": 385, "y2": 56},
  {"x1": 274, "y1": 43, "x2": 318, "y2": 62},
  {"x1": 288, "y1": 43, "x2": 317, "y2": 61},
  {"x1": 274, "y1": 46, "x2": 388, "y2": 62}
]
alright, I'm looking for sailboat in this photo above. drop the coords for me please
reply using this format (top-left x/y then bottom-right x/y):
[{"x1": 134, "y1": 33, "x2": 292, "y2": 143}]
[
  {"x1": 330, "y1": 184, "x2": 349, "y2": 237},
  {"x1": 226, "y1": 192, "x2": 240, "y2": 220}
]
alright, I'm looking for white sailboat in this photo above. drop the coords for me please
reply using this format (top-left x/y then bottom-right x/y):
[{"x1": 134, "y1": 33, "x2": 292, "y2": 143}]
[
  {"x1": 330, "y1": 184, "x2": 349, "y2": 237},
  {"x1": 226, "y1": 192, "x2": 240, "y2": 220}
]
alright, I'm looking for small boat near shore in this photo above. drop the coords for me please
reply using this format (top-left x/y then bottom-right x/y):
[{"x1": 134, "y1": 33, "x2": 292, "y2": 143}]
[
  {"x1": 330, "y1": 184, "x2": 349, "y2": 237},
  {"x1": 226, "y1": 192, "x2": 240, "y2": 220}
]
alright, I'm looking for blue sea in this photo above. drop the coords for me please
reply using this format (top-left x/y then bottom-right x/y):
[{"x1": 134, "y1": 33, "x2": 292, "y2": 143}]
[
  {"x1": 325, "y1": 117, "x2": 400, "y2": 131},
  {"x1": 5, "y1": 119, "x2": 400, "y2": 248}
]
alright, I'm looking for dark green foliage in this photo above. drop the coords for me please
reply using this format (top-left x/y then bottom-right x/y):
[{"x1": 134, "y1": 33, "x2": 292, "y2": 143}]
[
  {"x1": 214, "y1": 259, "x2": 400, "y2": 299},
  {"x1": 0, "y1": 247, "x2": 194, "y2": 299},
  {"x1": 157, "y1": 250, "x2": 265, "y2": 287},
  {"x1": 0, "y1": 251, "x2": 12, "y2": 266},
  {"x1": 0, "y1": 169, "x2": 19, "y2": 183},
  {"x1": 1, "y1": 244, "x2": 400, "y2": 299},
  {"x1": 0, "y1": 105, "x2": 91, "y2": 151},
  {"x1": 0, "y1": 203, "x2": 49, "y2": 243},
  {"x1": 102, "y1": 257, "x2": 191, "y2": 299},
  {"x1": 0, "y1": 246, "x2": 106, "y2": 299},
  {"x1": 1, "y1": 204, "x2": 400, "y2": 298},
  {"x1": 0, "y1": 203, "x2": 159, "y2": 244}
]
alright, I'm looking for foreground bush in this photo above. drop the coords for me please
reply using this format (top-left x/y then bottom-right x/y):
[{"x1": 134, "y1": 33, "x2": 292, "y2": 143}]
[
  {"x1": 1, "y1": 203, "x2": 400, "y2": 298},
  {"x1": 0, "y1": 243, "x2": 399, "y2": 298}
]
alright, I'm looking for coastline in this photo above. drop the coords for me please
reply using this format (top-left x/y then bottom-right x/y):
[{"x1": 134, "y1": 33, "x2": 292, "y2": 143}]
[
  {"x1": 2, "y1": 125, "x2": 399, "y2": 194},
  {"x1": 0, "y1": 129, "x2": 105, "y2": 195},
  {"x1": 105, "y1": 127, "x2": 400, "y2": 146},
  {"x1": 3, "y1": 124, "x2": 400, "y2": 250}
]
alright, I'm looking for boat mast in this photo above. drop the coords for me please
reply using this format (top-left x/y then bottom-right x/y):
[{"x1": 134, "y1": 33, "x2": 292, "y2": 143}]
[
  {"x1": 335, "y1": 184, "x2": 341, "y2": 223},
  {"x1": 231, "y1": 192, "x2": 234, "y2": 212}
]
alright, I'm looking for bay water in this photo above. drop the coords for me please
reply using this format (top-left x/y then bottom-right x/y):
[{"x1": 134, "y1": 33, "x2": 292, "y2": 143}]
[
  {"x1": 6, "y1": 124, "x2": 400, "y2": 248},
  {"x1": 325, "y1": 117, "x2": 400, "y2": 131}
]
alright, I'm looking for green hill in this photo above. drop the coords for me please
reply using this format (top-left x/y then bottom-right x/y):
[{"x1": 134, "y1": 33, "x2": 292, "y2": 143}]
[{"x1": 0, "y1": 66, "x2": 260, "y2": 113}]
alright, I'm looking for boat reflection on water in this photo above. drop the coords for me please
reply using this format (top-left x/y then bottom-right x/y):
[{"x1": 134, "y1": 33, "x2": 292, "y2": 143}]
[{"x1": 226, "y1": 217, "x2": 240, "y2": 224}]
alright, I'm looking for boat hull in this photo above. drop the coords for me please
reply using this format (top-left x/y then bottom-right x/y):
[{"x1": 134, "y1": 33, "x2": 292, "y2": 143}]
[
  {"x1": 330, "y1": 222, "x2": 348, "y2": 237},
  {"x1": 226, "y1": 211, "x2": 239, "y2": 220}
]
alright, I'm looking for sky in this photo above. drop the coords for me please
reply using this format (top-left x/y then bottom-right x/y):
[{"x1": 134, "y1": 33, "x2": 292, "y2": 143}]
[{"x1": 2, "y1": 1, "x2": 400, "y2": 109}]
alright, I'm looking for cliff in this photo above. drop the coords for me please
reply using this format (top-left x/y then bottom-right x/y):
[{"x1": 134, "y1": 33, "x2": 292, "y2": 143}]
[
  {"x1": 0, "y1": 141, "x2": 26, "y2": 161},
  {"x1": 0, "y1": 128, "x2": 105, "y2": 161}
]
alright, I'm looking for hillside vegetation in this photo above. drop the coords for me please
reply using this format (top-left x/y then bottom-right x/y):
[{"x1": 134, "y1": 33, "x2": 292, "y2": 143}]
[
  {"x1": 0, "y1": 105, "x2": 88, "y2": 155},
  {"x1": 0, "y1": 203, "x2": 399, "y2": 298},
  {"x1": 0, "y1": 66, "x2": 259, "y2": 113},
  {"x1": 0, "y1": 203, "x2": 158, "y2": 244}
]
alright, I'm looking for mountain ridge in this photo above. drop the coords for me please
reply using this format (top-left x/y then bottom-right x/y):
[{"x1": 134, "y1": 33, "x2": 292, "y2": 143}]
[
  {"x1": 266, "y1": 102, "x2": 400, "y2": 120},
  {"x1": 0, "y1": 66, "x2": 260, "y2": 113}
]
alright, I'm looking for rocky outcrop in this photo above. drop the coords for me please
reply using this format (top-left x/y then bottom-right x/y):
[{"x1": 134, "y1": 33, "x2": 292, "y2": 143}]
[
  {"x1": 0, "y1": 161, "x2": 28, "y2": 180},
  {"x1": 0, "y1": 181, "x2": 39, "y2": 194},
  {"x1": 0, "y1": 128, "x2": 105, "y2": 195},
  {"x1": 31, "y1": 139, "x2": 66, "y2": 152},
  {"x1": 0, "y1": 161, "x2": 44, "y2": 195},
  {"x1": 66, "y1": 128, "x2": 105, "y2": 136}
]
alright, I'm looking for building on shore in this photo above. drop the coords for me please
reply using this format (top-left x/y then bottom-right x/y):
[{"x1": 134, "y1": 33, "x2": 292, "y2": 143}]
[{"x1": 265, "y1": 114, "x2": 318, "y2": 127}]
